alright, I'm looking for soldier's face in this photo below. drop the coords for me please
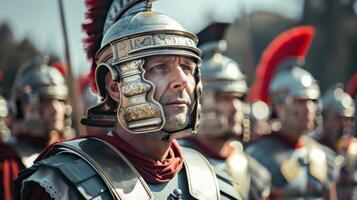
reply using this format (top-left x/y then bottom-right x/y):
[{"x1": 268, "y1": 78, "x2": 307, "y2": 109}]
[
  {"x1": 323, "y1": 113, "x2": 354, "y2": 140},
  {"x1": 39, "y1": 99, "x2": 66, "y2": 133},
  {"x1": 216, "y1": 92, "x2": 244, "y2": 136},
  {"x1": 144, "y1": 55, "x2": 197, "y2": 132},
  {"x1": 277, "y1": 98, "x2": 317, "y2": 133}
]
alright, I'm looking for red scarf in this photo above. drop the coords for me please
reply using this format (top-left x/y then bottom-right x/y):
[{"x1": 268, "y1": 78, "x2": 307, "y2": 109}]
[
  {"x1": 96, "y1": 135, "x2": 184, "y2": 184},
  {"x1": 38, "y1": 135, "x2": 184, "y2": 184},
  {"x1": 0, "y1": 142, "x2": 25, "y2": 200}
]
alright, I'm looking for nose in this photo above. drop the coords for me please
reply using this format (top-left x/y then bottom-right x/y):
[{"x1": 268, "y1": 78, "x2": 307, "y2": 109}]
[
  {"x1": 225, "y1": 98, "x2": 240, "y2": 115},
  {"x1": 48, "y1": 99, "x2": 61, "y2": 114},
  {"x1": 169, "y1": 66, "x2": 188, "y2": 91},
  {"x1": 303, "y1": 100, "x2": 316, "y2": 114}
]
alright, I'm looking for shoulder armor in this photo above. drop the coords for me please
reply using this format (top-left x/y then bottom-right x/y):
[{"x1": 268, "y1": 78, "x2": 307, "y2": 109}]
[
  {"x1": 226, "y1": 148, "x2": 249, "y2": 198},
  {"x1": 246, "y1": 137, "x2": 289, "y2": 187},
  {"x1": 181, "y1": 146, "x2": 242, "y2": 200},
  {"x1": 246, "y1": 154, "x2": 272, "y2": 199},
  {"x1": 54, "y1": 137, "x2": 154, "y2": 200},
  {"x1": 181, "y1": 146, "x2": 221, "y2": 200},
  {"x1": 303, "y1": 136, "x2": 341, "y2": 185},
  {"x1": 19, "y1": 137, "x2": 154, "y2": 200}
]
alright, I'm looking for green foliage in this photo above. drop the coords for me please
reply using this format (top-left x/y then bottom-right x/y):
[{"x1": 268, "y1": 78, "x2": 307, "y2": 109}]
[{"x1": 0, "y1": 22, "x2": 54, "y2": 97}]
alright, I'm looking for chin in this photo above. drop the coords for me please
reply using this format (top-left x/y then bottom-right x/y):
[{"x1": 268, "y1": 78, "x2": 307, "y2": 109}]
[{"x1": 163, "y1": 115, "x2": 190, "y2": 132}]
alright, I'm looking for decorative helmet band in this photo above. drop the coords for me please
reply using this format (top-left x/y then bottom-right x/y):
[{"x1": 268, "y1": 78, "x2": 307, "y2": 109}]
[{"x1": 82, "y1": 0, "x2": 202, "y2": 139}]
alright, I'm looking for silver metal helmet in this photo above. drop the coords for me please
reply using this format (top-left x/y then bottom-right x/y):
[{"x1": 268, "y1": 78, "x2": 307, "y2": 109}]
[
  {"x1": 269, "y1": 67, "x2": 320, "y2": 103},
  {"x1": 11, "y1": 56, "x2": 70, "y2": 136},
  {"x1": 12, "y1": 56, "x2": 68, "y2": 106},
  {"x1": 82, "y1": 0, "x2": 202, "y2": 139},
  {"x1": 197, "y1": 22, "x2": 249, "y2": 141},
  {"x1": 322, "y1": 85, "x2": 355, "y2": 118}
]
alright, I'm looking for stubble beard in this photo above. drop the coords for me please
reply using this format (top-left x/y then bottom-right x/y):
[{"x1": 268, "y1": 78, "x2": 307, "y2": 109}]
[{"x1": 162, "y1": 105, "x2": 191, "y2": 132}]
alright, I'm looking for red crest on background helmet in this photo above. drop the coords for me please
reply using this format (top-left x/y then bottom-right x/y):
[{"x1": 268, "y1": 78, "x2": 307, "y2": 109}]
[
  {"x1": 51, "y1": 61, "x2": 68, "y2": 76},
  {"x1": 347, "y1": 73, "x2": 357, "y2": 98},
  {"x1": 250, "y1": 26, "x2": 315, "y2": 104}
]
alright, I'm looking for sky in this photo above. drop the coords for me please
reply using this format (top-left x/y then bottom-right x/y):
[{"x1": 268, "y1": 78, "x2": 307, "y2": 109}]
[{"x1": 0, "y1": 0, "x2": 303, "y2": 76}]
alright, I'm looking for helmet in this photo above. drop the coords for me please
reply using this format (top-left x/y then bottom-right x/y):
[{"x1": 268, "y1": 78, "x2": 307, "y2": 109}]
[
  {"x1": 11, "y1": 56, "x2": 70, "y2": 136},
  {"x1": 269, "y1": 67, "x2": 320, "y2": 103},
  {"x1": 12, "y1": 56, "x2": 68, "y2": 109},
  {"x1": 197, "y1": 22, "x2": 249, "y2": 141},
  {"x1": 81, "y1": 0, "x2": 202, "y2": 139},
  {"x1": 322, "y1": 85, "x2": 355, "y2": 118}
]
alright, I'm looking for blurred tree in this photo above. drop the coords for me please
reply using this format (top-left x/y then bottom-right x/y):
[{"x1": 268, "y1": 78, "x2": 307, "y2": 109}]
[
  {"x1": 224, "y1": 0, "x2": 357, "y2": 92},
  {"x1": 0, "y1": 22, "x2": 58, "y2": 97}
]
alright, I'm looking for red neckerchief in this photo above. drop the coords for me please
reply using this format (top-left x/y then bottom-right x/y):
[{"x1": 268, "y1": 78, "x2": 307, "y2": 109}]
[
  {"x1": 186, "y1": 137, "x2": 233, "y2": 160},
  {"x1": 95, "y1": 135, "x2": 184, "y2": 184},
  {"x1": 38, "y1": 134, "x2": 184, "y2": 184},
  {"x1": 0, "y1": 142, "x2": 26, "y2": 200}
]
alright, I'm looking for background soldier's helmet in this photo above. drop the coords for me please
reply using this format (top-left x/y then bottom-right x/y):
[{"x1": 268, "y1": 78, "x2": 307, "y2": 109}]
[
  {"x1": 269, "y1": 67, "x2": 320, "y2": 103},
  {"x1": 196, "y1": 23, "x2": 249, "y2": 140},
  {"x1": 322, "y1": 85, "x2": 355, "y2": 118},
  {"x1": 82, "y1": 0, "x2": 202, "y2": 139},
  {"x1": 11, "y1": 56, "x2": 70, "y2": 135}
]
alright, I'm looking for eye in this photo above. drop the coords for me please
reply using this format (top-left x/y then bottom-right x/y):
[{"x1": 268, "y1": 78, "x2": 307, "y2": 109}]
[
  {"x1": 180, "y1": 64, "x2": 195, "y2": 74},
  {"x1": 147, "y1": 63, "x2": 166, "y2": 73}
]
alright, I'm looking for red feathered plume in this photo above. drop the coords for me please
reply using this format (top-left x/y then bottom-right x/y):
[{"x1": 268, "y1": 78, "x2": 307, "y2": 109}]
[
  {"x1": 250, "y1": 26, "x2": 316, "y2": 104},
  {"x1": 51, "y1": 61, "x2": 68, "y2": 76},
  {"x1": 82, "y1": 0, "x2": 112, "y2": 93},
  {"x1": 347, "y1": 73, "x2": 357, "y2": 98}
]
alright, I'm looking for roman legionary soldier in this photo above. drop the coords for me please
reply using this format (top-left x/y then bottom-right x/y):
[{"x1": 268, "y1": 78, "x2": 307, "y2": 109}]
[
  {"x1": 10, "y1": 56, "x2": 74, "y2": 167},
  {"x1": 15, "y1": 0, "x2": 242, "y2": 199},
  {"x1": 0, "y1": 95, "x2": 25, "y2": 200},
  {"x1": 247, "y1": 26, "x2": 341, "y2": 199},
  {"x1": 180, "y1": 22, "x2": 271, "y2": 199},
  {"x1": 321, "y1": 84, "x2": 357, "y2": 199}
]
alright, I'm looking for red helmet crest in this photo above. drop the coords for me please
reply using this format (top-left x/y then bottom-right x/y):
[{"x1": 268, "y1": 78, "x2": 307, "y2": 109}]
[{"x1": 250, "y1": 26, "x2": 315, "y2": 104}]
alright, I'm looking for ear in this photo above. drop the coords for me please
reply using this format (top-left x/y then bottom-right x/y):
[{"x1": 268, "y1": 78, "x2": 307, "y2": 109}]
[{"x1": 105, "y1": 72, "x2": 121, "y2": 102}]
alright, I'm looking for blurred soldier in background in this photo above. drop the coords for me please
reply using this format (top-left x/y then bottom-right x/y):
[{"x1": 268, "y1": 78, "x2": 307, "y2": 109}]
[
  {"x1": 15, "y1": 0, "x2": 242, "y2": 199},
  {"x1": 320, "y1": 84, "x2": 356, "y2": 199},
  {"x1": 181, "y1": 22, "x2": 271, "y2": 199},
  {"x1": 247, "y1": 26, "x2": 341, "y2": 199},
  {"x1": 0, "y1": 95, "x2": 25, "y2": 200},
  {"x1": 10, "y1": 56, "x2": 74, "y2": 167}
]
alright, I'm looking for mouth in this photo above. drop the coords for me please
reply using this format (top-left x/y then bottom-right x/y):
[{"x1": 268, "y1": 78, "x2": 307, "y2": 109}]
[{"x1": 165, "y1": 99, "x2": 190, "y2": 106}]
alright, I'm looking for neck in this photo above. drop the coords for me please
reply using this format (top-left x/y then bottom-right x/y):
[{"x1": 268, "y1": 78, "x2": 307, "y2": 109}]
[
  {"x1": 196, "y1": 136, "x2": 233, "y2": 158},
  {"x1": 279, "y1": 125, "x2": 303, "y2": 143},
  {"x1": 113, "y1": 123, "x2": 172, "y2": 161}
]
